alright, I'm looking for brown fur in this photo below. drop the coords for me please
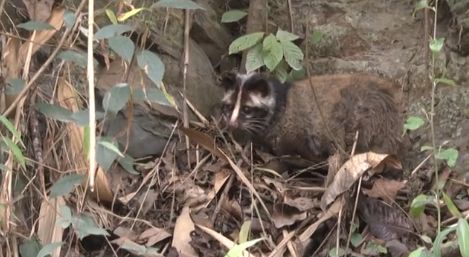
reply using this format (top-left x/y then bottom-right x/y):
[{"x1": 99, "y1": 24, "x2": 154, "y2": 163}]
[{"x1": 262, "y1": 73, "x2": 403, "y2": 162}]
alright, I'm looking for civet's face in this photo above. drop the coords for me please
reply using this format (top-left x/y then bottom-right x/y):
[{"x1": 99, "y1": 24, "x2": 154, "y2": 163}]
[{"x1": 219, "y1": 72, "x2": 276, "y2": 135}]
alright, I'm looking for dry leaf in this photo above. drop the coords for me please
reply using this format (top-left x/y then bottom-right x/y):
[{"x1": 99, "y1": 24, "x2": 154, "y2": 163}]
[
  {"x1": 195, "y1": 224, "x2": 253, "y2": 257},
  {"x1": 272, "y1": 203, "x2": 307, "y2": 228},
  {"x1": 37, "y1": 197, "x2": 65, "y2": 257},
  {"x1": 139, "y1": 227, "x2": 171, "y2": 247},
  {"x1": 22, "y1": 0, "x2": 54, "y2": 22},
  {"x1": 172, "y1": 206, "x2": 198, "y2": 257},
  {"x1": 284, "y1": 197, "x2": 319, "y2": 212},
  {"x1": 321, "y1": 152, "x2": 393, "y2": 209},
  {"x1": 179, "y1": 127, "x2": 226, "y2": 161},
  {"x1": 362, "y1": 178, "x2": 406, "y2": 204}
]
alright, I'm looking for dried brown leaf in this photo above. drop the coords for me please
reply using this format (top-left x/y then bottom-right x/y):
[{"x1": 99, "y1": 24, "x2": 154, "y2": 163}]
[
  {"x1": 272, "y1": 203, "x2": 307, "y2": 228},
  {"x1": 362, "y1": 178, "x2": 406, "y2": 204},
  {"x1": 37, "y1": 197, "x2": 65, "y2": 257},
  {"x1": 321, "y1": 152, "x2": 393, "y2": 209},
  {"x1": 172, "y1": 206, "x2": 198, "y2": 257},
  {"x1": 22, "y1": 0, "x2": 54, "y2": 22},
  {"x1": 139, "y1": 227, "x2": 171, "y2": 247},
  {"x1": 195, "y1": 224, "x2": 253, "y2": 257},
  {"x1": 179, "y1": 127, "x2": 226, "y2": 160}
]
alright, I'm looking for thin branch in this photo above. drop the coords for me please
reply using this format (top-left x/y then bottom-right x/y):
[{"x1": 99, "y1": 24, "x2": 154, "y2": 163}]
[
  {"x1": 183, "y1": 9, "x2": 191, "y2": 167},
  {"x1": 87, "y1": 0, "x2": 97, "y2": 192}
]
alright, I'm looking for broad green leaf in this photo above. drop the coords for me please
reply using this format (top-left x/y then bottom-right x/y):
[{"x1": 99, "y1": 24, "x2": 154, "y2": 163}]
[
  {"x1": 49, "y1": 174, "x2": 85, "y2": 198},
  {"x1": 409, "y1": 247, "x2": 426, "y2": 257},
  {"x1": 118, "y1": 155, "x2": 138, "y2": 175},
  {"x1": 328, "y1": 247, "x2": 346, "y2": 257},
  {"x1": 6, "y1": 78, "x2": 25, "y2": 95},
  {"x1": 281, "y1": 40, "x2": 303, "y2": 70},
  {"x1": 287, "y1": 67, "x2": 306, "y2": 82},
  {"x1": 410, "y1": 194, "x2": 435, "y2": 217},
  {"x1": 58, "y1": 205, "x2": 73, "y2": 228},
  {"x1": 98, "y1": 140, "x2": 124, "y2": 158},
  {"x1": 19, "y1": 239, "x2": 41, "y2": 257},
  {"x1": 108, "y1": 35, "x2": 135, "y2": 62},
  {"x1": 96, "y1": 138, "x2": 120, "y2": 170},
  {"x1": 435, "y1": 78, "x2": 456, "y2": 86},
  {"x1": 58, "y1": 50, "x2": 88, "y2": 68},
  {"x1": 137, "y1": 50, "x2": 165, "y2": 85},
  {"x1": 276, "y1": 29, "x2": 299, "y2": 41},
  {"x1": 133, "y1": 88, "x2": 171, "y2": 106},
  {"x1": 430, "y1": 37, "x2": 445, "y2": 53},
  {"x1": 73, "y1": 215, "x2": 110, "y2": 239},
  {"x1": 64, "y1": 11, "x2": 76, "y2": 29},
  {"x1": 36, "y1": 103, "x2": 73, "y2": 123},
  {"x1": 245, "y1": 43, "x2": 264, "y2": 72},
  {"x1": 311, "y1": 30, "x2": 324, "y2": 45},
  {"x1": 414, "y1": 0, "x2": 430, "y2": 12},
  {"x1": 70, "y1": 110, "x2": 105, "y2": 127},
  {"x1": 262, "y1": 34, "x2": 283, "y2": 71},
  {"x1": 457, "y1": 218, "x2": 469, "y2": 257},
  {"x1": 105, "y1": 9, "x2": 118, "y2": 24},
  {"x1": 225, "y1": 238, "x2": 263, "y2": 257},
  {"x1": 2, "y1": 137, "x2": 26, "y2": 168},
  {"x1": 363, "y1": 242, "x2": 387, "y2": 255},
  {"x1": 221, "y1": 10, "x2": 247, "y2": 23},
  {"x1": 436, "y1": 148, "x2": 459, "y2": 167},
  {"x1": 0, "y1": 115, "x2": 22, "y2": 141},
  {"x1": 433, "y1": 226, "x2": 456, "y2": 257},
  {"x1": 404, "y1": 116, "x2": 425, "y2": 131},
  {"x1": 350, "y1": 233, "x2": 363, "y2": 247},
  {"x1": 36, "y1": 242, "x2": 63, "y2": 257},
  {"x1": 118, "y1": 8, "x2": 146, "y2": 22},
  {"x1": 238, "y1": 220, "x2": 251, "y2": 243},
  {"x1": 102, "y1": 83, "x2": 131, "y2": 114},
  {"x1": 274, "y1": 60, "x2": 289, "y2": 83},
  {"x1": 119, "y1": 240, "x2": 147, "y2": 255},
  {"x1": 442, "y1": 192, "x2": 462, "y2": 218},
  {"x1": 17, "y1": 21, "x2": 54, "y2": 31},
  {"x1": 94, "y1": 24, "x2": 133, "y2": 40},
  {"x1": 152, "y1": 0, "x2": 204, "y2": 10},
  {"x1": 229, "y1": 32, "x2": 265, "y2": 54}
]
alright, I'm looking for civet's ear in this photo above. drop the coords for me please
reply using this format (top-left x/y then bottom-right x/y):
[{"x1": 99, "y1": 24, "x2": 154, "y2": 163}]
[
  {"x1": 244, "y1": 75, "x2": 271, "y2": 97},
  {"x1": 219, "y1": 71, "x2": 238, "y2": 89}
]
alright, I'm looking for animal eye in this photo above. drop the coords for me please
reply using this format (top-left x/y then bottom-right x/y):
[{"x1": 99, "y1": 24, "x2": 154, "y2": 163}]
[{"x1": 242, "y1": 107, "x2": 253, "y2": 114}]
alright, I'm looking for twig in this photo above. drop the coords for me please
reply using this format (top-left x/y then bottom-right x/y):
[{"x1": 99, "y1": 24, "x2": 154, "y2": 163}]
[
  {"x1": 240, "y1": 0, "x2": 267, "y2": 72},
  {"x1": 87, "y1": 0, "x2": 97, "y2": 192},
  {"x1": 182, "y1": 9, "x2": 191, "y2": 167},
  {"x1": 287, "y1": 0, "x2": 294, "y2": 33},
  {"x1": 2, "y1": 0, "x2": 88, "y2": 117}
]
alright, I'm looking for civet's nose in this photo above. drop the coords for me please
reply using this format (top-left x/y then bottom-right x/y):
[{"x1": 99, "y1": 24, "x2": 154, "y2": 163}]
[{"x1": 227, "y1": 119, "x2": 239, "y2": 129}]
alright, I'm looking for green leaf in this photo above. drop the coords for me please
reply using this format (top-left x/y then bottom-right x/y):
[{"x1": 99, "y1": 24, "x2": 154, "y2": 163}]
[
  {"x1": 118, "y1": 155, "x2": 138, "y2": 175},
  {"x1": 102, "y1": 83, "x2": 131, "y2": 114},
  {"x1": 137, "y1": 50, "x2": 165, "y2": 85},
  {"x1": 108, "y1": 35, "x2": 135, "y2": 62},
  {"x1": 281, "y1": 40, "x2": 303, "y2": 70},
  {"x1": 152, "y1": 0, "x2": 204, "y2": 10},
  {"x1": 229, "y1": 32, "x2": 265, "y2": 54},
  {"x1": 19, "y1": 239, "x2": 41, "y2": 257},
  {"x1": 64, "y1": 11, "x2": 76, "y2": 29},
  {"x1": 262, "y1": 34, "x2": 283, "y2": 71},
  {"x1": 221, "y1": 10, "x2": 247, "y2": 23},
  {"x1": 363, "y1": 242, "x2": 387, "y2": 255},
  {"x1": 430, "y1": 37, "x2": 445, "y2": 53},
  {"x1": 17, "y1": 21, "x2": 55, "y2": 31},
  {"x1": 435, "y1": 77, "x2": 456, "y2": 86},
  {"x1": 49, "y1": 174, "x2": 85, "y2": 198},
  {"x1": 436, "y1": 148, "x2": 459, "y2": 167},
  {"x1": 350, "y1": 233, "x2": 363, "y2": 247},
  {"x1": 98, "y1": 140, "x2": 124, "y2": 158},
  {"x1": 96, "y1": 138, "x2": 120, "y2": 170},
  {"x1": 36, "y1": 103, "x2": 73, "y2": 123},
  {"x1": 457, "y1": 218, "x2": 469, "y2": 257},
  {"x1": 58, "y1": 205, "x2": 73, "y2": 228},
  {"x1": 72, "y1": 215, "x2": 110, "y2": 239},
  {"x1": 94, "y1": 24, "x2": 133, "y2": 40},
  {"x1": 118, "y1": 8, "x2": 146, "y2": 22},
  {"x1": 274, "y1": 60, "x2": 289, "y2": 83},
  {"x1": 409, "y1": 247, "x2": 426, "y2": 257},
  {"x1": 105, "y1": 9, "x2": 118, "y2": 24},
  {"x1": 404, "y1": 116, "x2": 425, "y2": 131},
  {"x1": 70, "y1": 110, "x2": 105, "y2": 127},
  {"x1": 442, "y1": 192, "x2": 462, "y2": 218},
  {"x1": 433, "y1": 226, "x2": 456, "y2": 257},
  {"x1": 225, "y1": 238, "x2": 263, "y2": 257},
  {"x1": 0, "y1": 115, "x2": 22, "y2": 141},
  {"x1": 410, "y1": 194, "x2": 435, "y2": 217},
  {"x1": 245, "y1": 43, "x2": 264, "y2": 72},
  {"x1": 328, "y1": 247, "x2": 346, "y2": 257},
  {"x1": 36, "y1": 242, "x2": 63, "y2": 257},
  {"x1": 2, "y1": 137, "x2": 26, "y2": 169},
  {"x1": 276, "y1": 29, "x2": 299, "y2": 41},
  {"x1": 6, "y1": 78, "x2": 25, "y2": 95},
  {"x1": 133, "y1": 88, "x2": 170, "y2": 106},
  {"x1": 311, "y1": 30, "x2": 324, "y2": 45},
  {"x1": 414, "y1": 0, "x2": 430, "y2": 12},
  {"x1": 238, "y1": 220, "x2": 251, "y2": 243},
  {"x1": 57, "y1": 50, "x2": 88, "y2": 68}
]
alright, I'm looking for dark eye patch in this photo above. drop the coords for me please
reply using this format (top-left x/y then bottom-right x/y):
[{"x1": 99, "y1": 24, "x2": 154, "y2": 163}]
[
  {"x1": 242, "y1": 106, "x2": 268, "y2": 118},
  {"x1": 222, "y1": 104, "x2": 233, "y2": 115}
]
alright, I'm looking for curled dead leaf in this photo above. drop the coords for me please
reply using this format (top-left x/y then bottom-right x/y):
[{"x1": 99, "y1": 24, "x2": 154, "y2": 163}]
[
  {"x1": 362, "y1": 178, "x2": 406, "y2": 204},
  {"x1": 272, "y1": 203, "x2": 307, "y2": 228},
  {"x1": 172, "y1": 206, "x2": 198, "y2": 257}
]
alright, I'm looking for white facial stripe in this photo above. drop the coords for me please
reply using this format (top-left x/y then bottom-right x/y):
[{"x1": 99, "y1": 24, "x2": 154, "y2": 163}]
[
  {"x1": 229, "y1": 86, "x2": 243, "y2": 123},
  {"x1": 246, "y1": 93, "x2": 275, "y2": 108},
  {"x1": 222, "y1": 89, "x2": 235, "y2": 104}
]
